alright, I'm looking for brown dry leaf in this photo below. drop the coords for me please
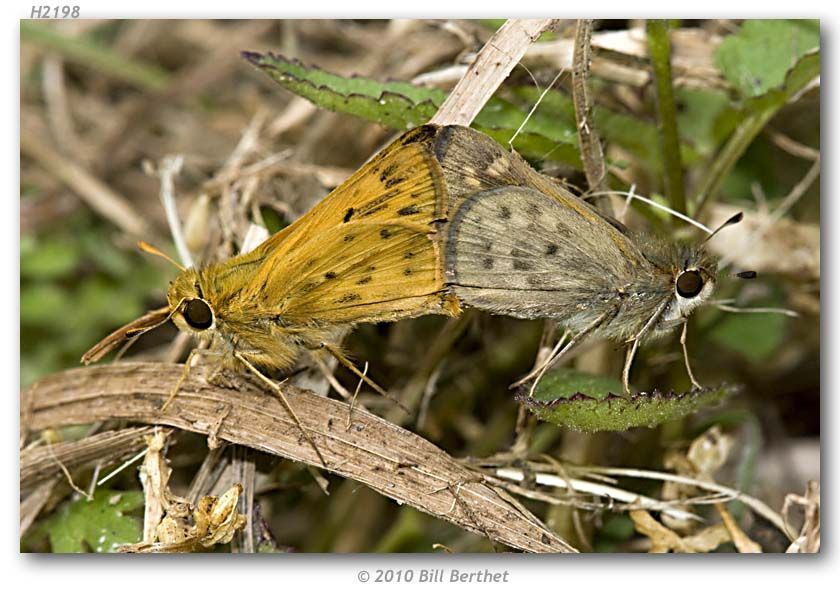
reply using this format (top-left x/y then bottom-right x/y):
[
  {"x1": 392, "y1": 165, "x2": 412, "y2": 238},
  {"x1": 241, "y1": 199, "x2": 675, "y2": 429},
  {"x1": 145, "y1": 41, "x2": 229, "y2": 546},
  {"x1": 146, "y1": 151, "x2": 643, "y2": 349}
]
[
  {"x1": 715, "y1": 503, "x2": 762, "y2": 553},
  {"x1": 707, "y1": 204, "x2": 820, "y2": 280},
  {"x1": 661, "y1": 425, "x2": 734, "y2": 532},
  {"x1": 631, "y1": 509, "x2": 731, "y2": 553},
  {"x1": 121, "y1": 484, "x2": 246, "y2": 553},
  {"x1": 687, "y1": 425, "x2": 735, "y2": 477},
  {"x1": 138, "y1": 429, "x2": 185, "y2": 542},
  {"x1": 783, "y1": 480, "x2": 820, "y2": 553}
]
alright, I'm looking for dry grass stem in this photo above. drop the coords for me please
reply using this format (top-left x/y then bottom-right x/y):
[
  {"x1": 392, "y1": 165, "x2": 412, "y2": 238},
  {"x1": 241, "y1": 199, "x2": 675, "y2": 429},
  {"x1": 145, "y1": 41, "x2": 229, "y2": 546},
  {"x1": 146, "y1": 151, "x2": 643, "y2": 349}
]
[
  {"x1": 432, "y1": 19, "x2": 556, "y2": 126},
  {"x1": 20, "y1": 426, "x2": 154, "y2": 491},
  {"x1": 22, "y1": 363, "x2": 576, "y2": 553},
  {"x1": 21, "y1": 131, "x2": 149, "y2": 237}
]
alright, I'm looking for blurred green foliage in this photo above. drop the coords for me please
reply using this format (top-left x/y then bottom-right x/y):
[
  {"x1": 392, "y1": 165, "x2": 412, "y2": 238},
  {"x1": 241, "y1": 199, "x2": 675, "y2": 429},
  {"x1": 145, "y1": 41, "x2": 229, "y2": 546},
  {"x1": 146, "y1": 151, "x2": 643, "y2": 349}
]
[
  {"x1": 20, "y1": 216, "x2": 168, "y2": 387},
  {"x1": 32, "y1": 488, "x2": 144, "y2": 553},
  {"x1": 715, "y1": 20, "x2": 819, "y2": 98}
]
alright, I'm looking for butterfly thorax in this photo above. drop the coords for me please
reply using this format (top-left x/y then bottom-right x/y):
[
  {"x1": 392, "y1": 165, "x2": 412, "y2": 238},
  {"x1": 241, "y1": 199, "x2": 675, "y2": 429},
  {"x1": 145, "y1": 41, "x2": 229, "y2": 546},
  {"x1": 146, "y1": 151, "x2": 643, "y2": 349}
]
[{"x1": 166, "y1": 263, "x2": 340, "y2": 373}]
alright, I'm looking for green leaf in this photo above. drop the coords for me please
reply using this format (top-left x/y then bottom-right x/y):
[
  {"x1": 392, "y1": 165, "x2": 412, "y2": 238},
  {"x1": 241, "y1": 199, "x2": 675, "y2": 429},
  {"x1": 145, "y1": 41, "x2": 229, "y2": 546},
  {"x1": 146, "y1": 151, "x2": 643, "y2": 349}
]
[
  {"x1": 244, "y1": 52, "x2": 582, "y2": 167},
  {"x1": 693, "y1": 48, "x2": 820, "y2": 213},
  {"x1": 534, "y1": 367, "x2": 625, "y2": 401},
  {"x1": 45, "y1": 489, "x2": 144, "y2": 553},
  {"x1": 715, "y1": 20, "x2": 819, "y2": 98},
  {"x1": 508, "y1": 86, "x2": 702, "y2": 172},
  {"x1": 676, "y1": 88, "x2": 735, "y2": 157},
  {"x1": 244, "y1": 51, "x2": 444, "y2": 130},
  {"x1": 20, "y1": 283, "x2": 66, "y2": 326},
  {"x1": 20, "y1": 237, "x2": 81, "y2": 279},
  {"x1": 521, "y1": 367, "x2": 738, "y2": 432},
  {"x1": 709, "y1": 311, "x2": 787, "y2": 363}
]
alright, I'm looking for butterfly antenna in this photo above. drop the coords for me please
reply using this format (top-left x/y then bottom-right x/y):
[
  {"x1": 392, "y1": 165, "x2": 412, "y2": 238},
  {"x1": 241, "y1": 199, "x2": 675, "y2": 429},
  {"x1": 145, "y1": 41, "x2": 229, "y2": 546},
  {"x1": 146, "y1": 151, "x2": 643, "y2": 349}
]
[
  {"x1": 702, "y1": 212, "x2": 744, "y2": 245},
  {"x1": 587, "y1": 190, "x2": 713, "y2": 234},
  {"x1": 138, "y1": 241, "x2": 186, "y2": 271}
]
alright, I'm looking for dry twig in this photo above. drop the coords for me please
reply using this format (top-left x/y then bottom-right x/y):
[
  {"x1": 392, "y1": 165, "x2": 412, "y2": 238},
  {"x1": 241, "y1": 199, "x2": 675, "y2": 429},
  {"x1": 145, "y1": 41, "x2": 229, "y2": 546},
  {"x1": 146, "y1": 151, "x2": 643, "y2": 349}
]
[
  {"x1": 22, "y1": 363, "x2": 576, "y2": 553},
  {"x1": 431, "y1": 19, "x2": 556, "y2": 126}
]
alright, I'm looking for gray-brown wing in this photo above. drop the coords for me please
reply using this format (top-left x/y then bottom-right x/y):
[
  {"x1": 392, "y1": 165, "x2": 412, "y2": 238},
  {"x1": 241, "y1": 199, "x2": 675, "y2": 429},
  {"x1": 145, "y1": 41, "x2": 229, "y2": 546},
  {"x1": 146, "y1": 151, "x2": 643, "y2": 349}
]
[{"x1": 445, "y1": 186, "x2": 645, "y2": 322}]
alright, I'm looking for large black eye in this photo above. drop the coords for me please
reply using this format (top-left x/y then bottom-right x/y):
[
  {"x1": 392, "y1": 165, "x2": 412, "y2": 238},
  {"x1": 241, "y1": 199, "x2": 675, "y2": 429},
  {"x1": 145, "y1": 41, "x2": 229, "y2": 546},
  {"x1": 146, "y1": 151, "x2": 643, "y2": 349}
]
[
  {"x1": 676, "y1": 270, "x2": 704, "y2": 298},
  {"x1": 184, "y1": 298, "x2": 213, "y2": 330}
]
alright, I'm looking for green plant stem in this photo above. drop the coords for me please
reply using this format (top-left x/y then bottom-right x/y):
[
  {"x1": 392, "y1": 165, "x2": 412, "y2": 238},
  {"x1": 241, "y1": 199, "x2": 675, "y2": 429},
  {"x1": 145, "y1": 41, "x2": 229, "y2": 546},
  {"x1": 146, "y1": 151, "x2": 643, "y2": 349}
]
[
  {"x1": 21, "y1": 21, "x2": 170, "y2": 92},
  {"x1": 693, "y1": 49, "x2": 819, "y2": 217},
  {"x1": 693, "y1": 106, "x2": 776, "y2": 217},
  {"x1": 646, "y1": 20, "x2": 686, "y2": 217}
]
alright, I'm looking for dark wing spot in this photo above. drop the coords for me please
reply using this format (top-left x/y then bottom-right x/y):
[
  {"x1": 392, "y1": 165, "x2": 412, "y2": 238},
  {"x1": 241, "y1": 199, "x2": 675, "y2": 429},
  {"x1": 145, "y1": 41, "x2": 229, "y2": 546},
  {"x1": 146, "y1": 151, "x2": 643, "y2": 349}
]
[
  {"x1": 357, "y1": 276, "x2": 372, "y2": 285},
  {"x1": 403, "y1": 251, "x2": 415, "y2": 259},
  {"x1": 499, "y1": 206, "x2": 511, "y2": 220},
  {"x1": 325, "y1": 271, "x2": 337, "y2": 280},
  {"x1": 482, "y1": 257, "x2": 494, "y2": 269},
  {"x1": 400, "y1": 124, "x2": 435, "y2": 146},
  {"x1": 357, "y1": 189, "x2": 400, "y2": 216},
  {"x1": 545, "y1": 243, "x2": 558, "y2": 256},
  {"x1": 380, "y1": 229, "x2": 392, "y2": 239},
  {"x1": 397, "y1": 205, "x2": 420, "y2": 216},
  {"x1": 343, "y1": 208, "x2": 355, "y2": 223},
  {"x1": 513, "y1": 259, "x2": 533, "y2": 271},
  {"x1": 403, "y1": 268, "x2": 412, "y2": 276},
  {"x1": 526, "y1": 203, "x2": 542, "y2": 218},
  {"x1": 300, "y1": 282, "x2": 318, "y2": 293},
  {"x1": 379, "y1": 163, "x2": 398, "y2": 183},
  {"x1": 343, "y1": 234, "x2": 355, "y2": 242},
  {"x1": 482, "y1": 240, "x2": 493, "y2": 251},
  {"x1": 336, "y1": 293, "x2": 362, "y2": 304},
  {"x1": 384, "y1": 176, "x2": 406, "y2": 189}
]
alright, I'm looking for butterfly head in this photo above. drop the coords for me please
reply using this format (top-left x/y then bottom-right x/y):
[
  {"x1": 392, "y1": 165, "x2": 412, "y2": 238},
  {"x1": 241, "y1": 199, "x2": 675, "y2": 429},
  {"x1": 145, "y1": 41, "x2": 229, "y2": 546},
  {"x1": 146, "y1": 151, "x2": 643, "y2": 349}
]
[
  {"x1": 167, "y1": 268, "x2": 216, "y2": 335},
  {"x1": 633, "y1": 234, "x2": 718, "y2": 327},
  {"x1": 670, "y1": 246, "x2": 718, "y2": 320}
]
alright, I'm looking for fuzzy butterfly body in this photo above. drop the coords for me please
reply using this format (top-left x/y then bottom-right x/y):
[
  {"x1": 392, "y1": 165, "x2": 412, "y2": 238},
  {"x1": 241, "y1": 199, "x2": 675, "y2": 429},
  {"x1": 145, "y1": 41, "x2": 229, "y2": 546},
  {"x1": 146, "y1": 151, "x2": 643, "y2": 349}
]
[
  {"x1": 444, "y1": 186, "x2": 717, "y2": 343},
  {"x1": 431, "y1": 125, "x2": 721, "y2": 392},
  {"x1": 85, "y1": 125, "x2": 460, "y2": 374},
  {"x1": 164, "y1": 124, "x2": 460, "y2": 373}
]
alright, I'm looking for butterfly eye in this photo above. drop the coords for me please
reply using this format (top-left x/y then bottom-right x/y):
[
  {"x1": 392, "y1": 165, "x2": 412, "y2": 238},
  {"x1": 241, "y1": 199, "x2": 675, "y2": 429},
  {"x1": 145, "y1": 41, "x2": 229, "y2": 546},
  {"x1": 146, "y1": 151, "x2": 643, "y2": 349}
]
[
  {"x1": 676, "y1": 270, "x2": 704, "y2": 299},
  {"x1": 183, "y1": 298, "x2": 213, "y2": 330}
]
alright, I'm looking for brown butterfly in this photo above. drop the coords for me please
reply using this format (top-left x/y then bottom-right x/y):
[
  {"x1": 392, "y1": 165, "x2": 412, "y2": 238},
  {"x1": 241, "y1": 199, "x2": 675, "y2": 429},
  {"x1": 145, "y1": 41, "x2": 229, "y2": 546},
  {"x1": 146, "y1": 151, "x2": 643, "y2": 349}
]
[
  {"x1": 431, "y1": 125, "x2": 750, "y2": 395},
  {"x1": 84, "y1": 125, "x2": 461, "y2": 393}
]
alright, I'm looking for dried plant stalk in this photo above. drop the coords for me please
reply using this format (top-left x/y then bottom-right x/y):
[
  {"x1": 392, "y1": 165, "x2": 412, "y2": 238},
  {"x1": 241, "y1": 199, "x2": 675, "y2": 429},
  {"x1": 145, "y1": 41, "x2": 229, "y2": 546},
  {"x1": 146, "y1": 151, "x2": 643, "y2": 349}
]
[
  {"x1": 22, "y1": 363, "x2": 576, "y2": 553},
  {"x1": 431, "y1": 18, "x2": 556, "y2": 126},
  {"x1": 20, "y1": 426, "x2": 154, "y2": 491}
]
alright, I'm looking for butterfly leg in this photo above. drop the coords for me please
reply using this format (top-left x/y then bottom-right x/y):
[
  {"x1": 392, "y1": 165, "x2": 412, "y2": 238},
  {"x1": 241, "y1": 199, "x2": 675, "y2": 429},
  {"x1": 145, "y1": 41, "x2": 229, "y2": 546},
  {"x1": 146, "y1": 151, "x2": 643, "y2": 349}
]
[
  {"x1": 234, "y1": 352, "x2": 328, "y2": 468},
  {"x1": 680, "y1": 320, "x2": 701, "y2": 390},
  {"x1": 512, "y1": 329, "x2": 570, "y2": 389},
  {"x1": 318, "y1": 343, "x2": 386, "y2": 396},
  {"x1": 516, "y1": 311, "x2": 612, "y2": 396},
  {"x1": 621, "y1": 301, "x2": 670, "y2": 395},
  {"x1": 318, "y1": 343, "x2": 412, "y2": 416},
  {"x1": 310, "y1": 352, "x2": 352, "y2": 400},
  {"x1": 161, "y1": 347, "x2": 221, "y2": 412}
]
